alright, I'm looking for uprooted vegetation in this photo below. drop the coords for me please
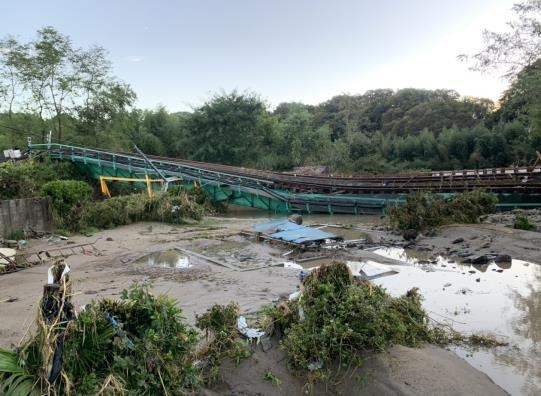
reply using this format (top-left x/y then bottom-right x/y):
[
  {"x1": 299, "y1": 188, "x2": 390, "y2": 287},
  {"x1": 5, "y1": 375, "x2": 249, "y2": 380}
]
[
  {"x1": 195, "y1": 302, "x2": 252, "y2": 385},
  {"x1": 386, "y1": 190, "x2": 497, "y2": 231},
  {"x1": 1, "y1": 281, "x2": 202, "y2": 395},
  {"x1": 264, "y1": 262, "x2": 506, "y2": 380}
]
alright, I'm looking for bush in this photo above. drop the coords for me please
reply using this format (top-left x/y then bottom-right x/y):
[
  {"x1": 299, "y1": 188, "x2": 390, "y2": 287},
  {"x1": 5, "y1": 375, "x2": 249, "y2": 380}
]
[
  {"x1": 0, "y1": 160, "x2": 56, "y2": 199},
  {"x1": 386, "y1": 190, "x2": 497, "y2": 231},
  {"x1": 514, "y1": 214, "x2": 536, "y2": 231},
  {"x1": 41, "y1": 180, "x2": 93, "y2": 213}
]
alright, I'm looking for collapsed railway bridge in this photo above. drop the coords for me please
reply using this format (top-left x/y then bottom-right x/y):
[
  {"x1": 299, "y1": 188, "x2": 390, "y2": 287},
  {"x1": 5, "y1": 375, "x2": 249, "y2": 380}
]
[{"x1": 29, "y1": 143, "x2": 541, "y2": 214}]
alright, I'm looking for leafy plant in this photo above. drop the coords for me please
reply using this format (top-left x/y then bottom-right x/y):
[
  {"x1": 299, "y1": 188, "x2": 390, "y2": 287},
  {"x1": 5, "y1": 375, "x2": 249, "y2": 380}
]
[
  {"x1": 514, "y1": 214, "x2": 536, "y2": 230},
  {"x1": 264, "y1": 370, "x2": 282, "y2": 386},
  {"x1": 196, "y1": 303, "x2": 251, "y2": 384},
  {"x1": 0, "y1": 348, "x2": 37, "y2": 396},
  {"x1": 386, "y1": 190, "x2": 497, "y2": 231}
]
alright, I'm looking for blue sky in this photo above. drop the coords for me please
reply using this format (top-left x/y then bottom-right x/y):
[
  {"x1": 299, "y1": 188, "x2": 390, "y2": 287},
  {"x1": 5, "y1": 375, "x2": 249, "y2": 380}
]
[{"x1": 2, "y1": 0, "x2": 515, "y2": 111}]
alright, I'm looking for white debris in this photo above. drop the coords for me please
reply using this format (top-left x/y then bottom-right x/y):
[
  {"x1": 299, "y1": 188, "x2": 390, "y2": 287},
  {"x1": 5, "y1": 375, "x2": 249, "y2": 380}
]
[
  {"x1": 282, "y1": 261, "x2": 303, "y2": 270},
  {"x1": 237, "y1": 316, "x2": 265, "y2": 341}
]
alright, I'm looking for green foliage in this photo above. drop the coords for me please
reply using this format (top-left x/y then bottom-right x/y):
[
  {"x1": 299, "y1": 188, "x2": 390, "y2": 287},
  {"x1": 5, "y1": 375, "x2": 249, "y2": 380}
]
[
  {"x1": 0, "y1": 160, "x2": 57, "y2": 199},
  {"x1": 41, "y1": 180, "x2": 93, "y2": 213},
  {"x1": 195, "y1": 303, "x2": 251, "y2": 384},
  {"x1": 513, "y1": 213, "x2": 536, "y2": 230},
  {"x1": 0, "y1": 348, "x2": 37, "y2": 396},
  {"x1": 15, "y1": 283, "x2": 201, "y2": 395},
  {"x1": 264, "y1": 370, "x2": 282, "y2": 386},
  {"x1": 185, "y1": 91, "x2": 277, "y2": 166},
  {"x1": 80, "y1": 191, "x2": 205, "y2": 231},
  {"x1": 269, "y1": 262, "x2": 435, "y2": 373},
  {"x1": 386, "y1": 190, "x2": 497, "y2": 231}
]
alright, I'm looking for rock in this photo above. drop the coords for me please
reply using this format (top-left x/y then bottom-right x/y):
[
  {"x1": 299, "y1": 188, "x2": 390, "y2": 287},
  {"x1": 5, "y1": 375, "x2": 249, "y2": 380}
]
[
  {"x1": 494, "y1": 254, "x2": 512, "y2": 263},
  {"x1": 471, "y1": 255, "x2": 489, "y2": 264},
  {"x1": 452, "y1": 237, "x2": 465, "y2": 244},
  {"x1": 288, "y1": 214, "x2": 303, "y2": 225},
  {"x1": 476, "y1": 278, "x2": 481, "y2": 282},
  {"x1": 402, "y1": 229, "x2": 418, "y2": 241},
  {"x1": 106, "y1": 237, "x2": 114, "y2": 241},
  {"x1": 481, "y1": 242, "x2": 491, "y2": 249},
  {"x1": 444, "y1": 283, "x2": 452, "y2": 287}
]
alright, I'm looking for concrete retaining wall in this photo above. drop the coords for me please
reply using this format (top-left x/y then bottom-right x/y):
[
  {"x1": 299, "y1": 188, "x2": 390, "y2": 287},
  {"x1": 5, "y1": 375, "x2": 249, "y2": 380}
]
[{"x1": 0, "y1": 197, "x2": 53, "y2": 237}]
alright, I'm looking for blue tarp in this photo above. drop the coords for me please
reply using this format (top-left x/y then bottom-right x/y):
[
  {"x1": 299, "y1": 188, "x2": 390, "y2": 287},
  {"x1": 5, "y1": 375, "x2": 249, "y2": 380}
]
[{"x1": 253, "y1": 218, "x2": 338, "y2": 244}]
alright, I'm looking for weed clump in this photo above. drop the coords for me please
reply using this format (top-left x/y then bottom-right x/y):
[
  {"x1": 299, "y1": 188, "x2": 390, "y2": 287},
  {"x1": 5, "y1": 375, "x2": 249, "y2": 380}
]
[
  {"x1": 513, "y1": 214, "x2": 536, "y2": 231},
  {"x1": 387, "y1": 190, "x2": 497, "y2": 231}
]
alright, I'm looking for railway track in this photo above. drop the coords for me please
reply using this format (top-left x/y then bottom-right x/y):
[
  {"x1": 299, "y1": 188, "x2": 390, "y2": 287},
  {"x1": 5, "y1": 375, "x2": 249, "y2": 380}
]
[{"x1": 30, "y1": 143, "x2": 541, "y2": 195}]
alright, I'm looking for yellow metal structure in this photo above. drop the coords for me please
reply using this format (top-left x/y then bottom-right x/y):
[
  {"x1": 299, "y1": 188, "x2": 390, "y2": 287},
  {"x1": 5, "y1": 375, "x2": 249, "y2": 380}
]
[{"x1": 99, "y1": 175, "x2": 163, "y2": 198}]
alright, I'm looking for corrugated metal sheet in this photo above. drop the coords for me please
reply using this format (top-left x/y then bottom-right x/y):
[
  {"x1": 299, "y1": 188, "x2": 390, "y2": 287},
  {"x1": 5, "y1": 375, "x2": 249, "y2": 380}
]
[{"x1": 253, "y1": 218, "x2": 337, "y2": 244}]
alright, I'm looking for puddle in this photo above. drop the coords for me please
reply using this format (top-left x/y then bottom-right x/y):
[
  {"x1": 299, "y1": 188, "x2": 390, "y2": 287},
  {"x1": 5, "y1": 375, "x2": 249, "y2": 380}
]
[
  {"x1": 371, "y1": 247, "x2": 541, "y2": 396},
  {"x1": 135, "y1": 250, "x2": 192, "y2": 269}
]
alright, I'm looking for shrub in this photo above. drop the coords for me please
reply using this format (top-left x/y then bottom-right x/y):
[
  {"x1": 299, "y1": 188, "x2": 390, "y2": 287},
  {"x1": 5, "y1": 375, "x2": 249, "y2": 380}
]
[
  {"x1": 514, "y1": 214, "x2": 536, "y2": 231},
  {"x1": 0, "y1": 160, "x2": 56, "y2": 199},
  {"x1": 386, "y1": 190, "x2": 497, "y2": 231},
  {"x1": 41, "y1": 180, "x2": 93, "y2": 213},
  {"x1": 41, "y1": 180, "x2": 93, "y2": 231}
]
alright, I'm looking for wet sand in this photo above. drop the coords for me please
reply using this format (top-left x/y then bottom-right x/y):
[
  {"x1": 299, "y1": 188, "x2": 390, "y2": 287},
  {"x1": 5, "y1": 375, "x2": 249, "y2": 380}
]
[{"x1": 2, "y1": 215, "x2": 538, "y2": 394}]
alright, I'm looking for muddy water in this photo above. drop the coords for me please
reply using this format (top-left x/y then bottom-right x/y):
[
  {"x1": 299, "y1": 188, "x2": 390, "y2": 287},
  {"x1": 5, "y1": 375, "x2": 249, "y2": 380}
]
[
  {"x1": 371, "y1": 247, "x2": 540, "y2": 396},
  {"x1": 134, "y1": 250, "x2": 192, "y2": 269}
]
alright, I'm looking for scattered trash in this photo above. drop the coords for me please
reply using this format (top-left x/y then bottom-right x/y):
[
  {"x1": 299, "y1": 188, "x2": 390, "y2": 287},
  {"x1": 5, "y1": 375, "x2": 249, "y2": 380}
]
[
  {"x1": 282, "y1": 261, "x2": 303, "y2": 270},
  {"x1": 288, "y1": 291, "x2": 301, "y2": 301},
  {"x1": 237, "y1": 315, "x2": 265, "y2": 341}
]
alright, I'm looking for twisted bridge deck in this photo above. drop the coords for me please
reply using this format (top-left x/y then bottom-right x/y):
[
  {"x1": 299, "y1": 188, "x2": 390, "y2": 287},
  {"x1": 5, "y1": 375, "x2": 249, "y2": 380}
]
[{"x1": 29, "y1": 143, "x2": 541, "y2": 214}]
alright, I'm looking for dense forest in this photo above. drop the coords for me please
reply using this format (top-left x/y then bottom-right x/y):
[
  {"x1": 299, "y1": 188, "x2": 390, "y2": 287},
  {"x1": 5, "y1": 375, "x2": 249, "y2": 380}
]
[{"x1": 1, "y1": 1, "x2": 540, "y2": 174}]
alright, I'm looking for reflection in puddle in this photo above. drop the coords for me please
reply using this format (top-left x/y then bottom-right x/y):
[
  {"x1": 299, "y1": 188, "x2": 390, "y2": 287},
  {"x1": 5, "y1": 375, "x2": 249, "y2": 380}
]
[
  {"x1": 135, "y1": 250, "x2": 192, "y2": 269},
  {"x1": 371, "y1": 247, "x2": 540, "y2": 396}
]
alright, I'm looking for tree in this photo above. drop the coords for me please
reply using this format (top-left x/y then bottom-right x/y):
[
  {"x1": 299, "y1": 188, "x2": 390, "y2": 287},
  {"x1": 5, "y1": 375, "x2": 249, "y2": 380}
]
[
  {"x1": 0, "y1": 27, "x2": 136, "y2": 143},
  {"x1": 460, "y1": 0, "x2": 541, "y2": 78},
  {"x1": 185, "y1": 91, "x2": 276, "y2": 166}
]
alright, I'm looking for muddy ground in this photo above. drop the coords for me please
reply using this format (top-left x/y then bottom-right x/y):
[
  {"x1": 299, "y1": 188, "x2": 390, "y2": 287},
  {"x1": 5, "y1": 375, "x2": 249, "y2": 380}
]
[{"x1": 1, "y1": 214, "x2": 540, "y2": 395}]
